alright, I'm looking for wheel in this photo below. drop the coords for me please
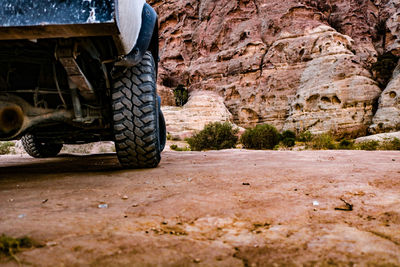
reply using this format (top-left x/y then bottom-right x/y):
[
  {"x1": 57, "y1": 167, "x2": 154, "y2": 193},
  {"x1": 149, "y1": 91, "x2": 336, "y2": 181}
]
[
  {"x1": 157, "y1": 95, "x2": 166, "y2": 152},
  {"x1": 159, "y1": 110, "x2": 166, "y2": 152},
  {"x1": 21, "y1": 134, "x2": 63, "y2": 158},
  {"x1": 112, "y1": 51, "x2": 162, "y2": 168}
]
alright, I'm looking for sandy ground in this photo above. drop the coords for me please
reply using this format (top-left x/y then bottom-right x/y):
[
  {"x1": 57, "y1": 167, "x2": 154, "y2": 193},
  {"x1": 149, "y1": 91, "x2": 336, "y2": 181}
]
[{"x1": 0, "y1": 149, "x2": 400, "y2": 266}]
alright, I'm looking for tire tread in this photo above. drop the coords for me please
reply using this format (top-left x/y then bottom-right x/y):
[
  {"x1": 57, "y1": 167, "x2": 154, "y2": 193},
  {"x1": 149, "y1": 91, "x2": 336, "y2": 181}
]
[
  {"x1": 112, "y1": 51, "x2": 161, "y2": 168},
  {"x1": 21, "y1": 134, "x2": 62, "y2": 158}
]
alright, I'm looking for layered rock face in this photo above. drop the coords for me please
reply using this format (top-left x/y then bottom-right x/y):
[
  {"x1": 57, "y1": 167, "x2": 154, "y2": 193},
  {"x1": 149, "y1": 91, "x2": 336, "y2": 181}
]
[
  {"x1": 370, "y1": 63, "x2": 400, "y2": 132},
  {"x1": 162, "y1": 91, "x2": 234, "y2": 139},
  {"x1": 150, "y1": 0, "x2": 400, "y2": 137},
  {"x1": 369, "y1": 1, "x2": 400, "y2": 133}
]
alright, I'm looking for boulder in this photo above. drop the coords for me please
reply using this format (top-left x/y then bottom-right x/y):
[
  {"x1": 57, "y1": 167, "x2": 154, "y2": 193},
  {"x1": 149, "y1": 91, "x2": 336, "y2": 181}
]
[{"x1": 161, "y1": 91, "x2": 236, "y2": 139}]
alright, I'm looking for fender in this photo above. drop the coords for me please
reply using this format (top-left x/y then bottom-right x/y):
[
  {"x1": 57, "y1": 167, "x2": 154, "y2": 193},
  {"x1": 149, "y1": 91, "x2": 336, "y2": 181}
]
[{"x1": 117, "y1": 3, "x2": 158, "y2": 70}]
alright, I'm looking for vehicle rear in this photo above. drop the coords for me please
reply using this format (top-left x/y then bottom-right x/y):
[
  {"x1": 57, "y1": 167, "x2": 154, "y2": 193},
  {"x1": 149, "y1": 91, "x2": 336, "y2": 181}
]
[{"x1": 0, "y1": 0, "x2": 166, "y2": 168}]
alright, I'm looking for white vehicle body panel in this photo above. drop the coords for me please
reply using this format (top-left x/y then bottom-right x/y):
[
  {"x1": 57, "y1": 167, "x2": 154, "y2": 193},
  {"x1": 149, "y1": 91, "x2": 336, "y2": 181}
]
[{"x1": 115, "y1": 0, "x2": 145, "y2": 55}]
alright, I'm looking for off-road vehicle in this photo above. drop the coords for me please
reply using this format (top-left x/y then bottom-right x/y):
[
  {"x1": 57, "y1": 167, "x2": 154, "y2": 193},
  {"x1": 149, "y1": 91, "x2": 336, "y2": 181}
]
[{"x1": 0, "y1": 0, "x2": 166, "y2": 168}]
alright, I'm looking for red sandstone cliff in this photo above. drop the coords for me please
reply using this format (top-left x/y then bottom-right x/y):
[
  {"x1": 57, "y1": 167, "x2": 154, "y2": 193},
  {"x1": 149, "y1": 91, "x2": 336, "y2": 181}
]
[{"x1": 149, "y1": 0, "x2": 400, "y2": 137}]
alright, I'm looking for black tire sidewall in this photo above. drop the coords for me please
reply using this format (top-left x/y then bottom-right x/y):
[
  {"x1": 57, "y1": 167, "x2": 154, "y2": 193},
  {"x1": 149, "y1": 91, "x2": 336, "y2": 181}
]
[{"x1": 112, "y1": 52, "x2": 161, "y2": 168}]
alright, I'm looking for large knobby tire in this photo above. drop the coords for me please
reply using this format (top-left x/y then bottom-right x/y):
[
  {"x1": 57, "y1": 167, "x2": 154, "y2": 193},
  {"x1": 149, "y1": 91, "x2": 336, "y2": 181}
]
[
  {"x1": 112, "y1": 52, "x2": 162, "y2": 168},
  {"x1": 159, "y1": 110, "x2": 166, "y2": 152},
  {"x1": 21, "y1": 134, "x2": 63, "y2": 158}
]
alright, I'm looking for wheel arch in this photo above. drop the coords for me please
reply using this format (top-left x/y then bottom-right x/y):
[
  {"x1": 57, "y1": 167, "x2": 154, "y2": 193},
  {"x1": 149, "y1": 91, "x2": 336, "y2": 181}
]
[{"x1": 116, "y1": 3, "x2": 159, "y2": 72}]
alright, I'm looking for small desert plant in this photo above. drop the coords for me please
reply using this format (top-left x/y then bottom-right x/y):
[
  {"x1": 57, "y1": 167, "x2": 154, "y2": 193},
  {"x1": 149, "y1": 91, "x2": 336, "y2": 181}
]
[
  {"x1": 0, "y1": 142, "x2": 15, "y2": 155},
  {"x1": 170, "y1": 144, "x2": 190, "y2": 151},
  {"x1": 0, "y1": 234, "x2": 35, "y2": 264},
  {"x1": 167, "y1": 133, "x2": 181, "y2": 141},
  {"x1": 309, "y1": 133, "x2": 336, "y2": 150},
  {"x1": 357, "y1": 140, "x2": 379, "y2": 151},
  {"x1": 378, "y1": 138, "x2": 400, "y2": 150},
  {"x1": 173, "y1": 85, "x2": 189, "y2": 107},
  {"x1": 282, "y1": 130, "x2": 296, "y2": 140},
  {"x1": 240, "y1": 124, "x2": 280, "y2": 150},
  {"x1": 187, "y1": 122, "x2": 238, "y2": 151},
  {"x1": 338, "y1": 139, "x2": 355, "y2": 150},
  {"x1": 281, "y1": 138, "x2": 295, "y2": 147},
  {"x1": 297, "y1": 131, "x2": 313, "y2": 142},
  {"x1": 281, "y1": 130, "x2": 296, "y2": 147}
]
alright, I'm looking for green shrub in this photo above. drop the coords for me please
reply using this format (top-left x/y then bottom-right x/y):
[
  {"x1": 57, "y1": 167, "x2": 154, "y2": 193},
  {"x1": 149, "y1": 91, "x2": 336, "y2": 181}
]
[
  {"x1": 187, "y1": 122, "x2": 238, "y2": 151},
  {"x1": 297, "y1": 131, "x2": 313, "y2": 142},
  {"x1": 310, "y1": 133, "x2": 336, "y2": 150},
  {"x1": 357, "y1": 140, "x2": 379, "y2": 151},
  {"x1": 240, "y1": 124, "x2": 280, "y2": 150},
  {"x1": 281, "y1": 130, "x2": 296, "y2": 147},
  {"x1": 338, "y1": 139, "x2": 354, "y2": 150},
  {"x1": 0, "y1": 142, "x2": 15, "y2": 155},
  {"x1": 281, "y1": 138, "x2": 296, "y2": 147},
  {"x1": 167, "y1": 134, "x2": 181, "y2": 141},
  {"x1": 379, "y1": 138, "x2": 400, "y2": 150},
  {"x1": 0, "y1": 234, "x2": 33, "y2": 256},
  {"x1": 0, "y1": 234, "x2": 35, "y2": 264},
  {"x1": 282, "y1": 130, "x2": 296, "y2": 140},
  {"x1": 173, "y1": 85, "x2": 189, "y2": 107}
]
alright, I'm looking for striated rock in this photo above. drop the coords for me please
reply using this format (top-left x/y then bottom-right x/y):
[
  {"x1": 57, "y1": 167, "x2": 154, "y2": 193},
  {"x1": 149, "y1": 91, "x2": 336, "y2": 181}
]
[
  {"x1": 150, "y1": 0, "x2": 400, "y2": 137},
  {"x1": 161, "y1": 91, "x2": 235, "y2": 139},
  {"x1": 384, "y1": 1, "x2": 400, "y2": 55},
  {"x1": 158, "y1": 84, "x2": 175, "y2": 106},
  {"x1": 355, "y1": 131, "x2": 400, "y2": 142},
  {"x1": 368, "y1": 1, "x2": 400, "y2": 133},
  {"x1": 370, "y1": 62, "x2": 400, "y2": 133},
  {"x1": 283, "y1": 26, "x2": 381, "y2": 137}
]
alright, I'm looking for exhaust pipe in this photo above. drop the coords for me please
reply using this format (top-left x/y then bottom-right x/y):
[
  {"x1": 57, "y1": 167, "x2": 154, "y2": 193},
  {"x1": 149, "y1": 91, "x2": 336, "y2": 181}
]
[
  {"x1": 0, "y1": 105, "x2": 24, "y2": 136},
  {"x1": 0, "y1": 94, "x2": 74, "y2": 140}
]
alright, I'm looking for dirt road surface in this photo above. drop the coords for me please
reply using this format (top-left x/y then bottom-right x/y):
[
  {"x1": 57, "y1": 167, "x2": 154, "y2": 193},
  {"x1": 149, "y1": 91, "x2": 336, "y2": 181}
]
[{"x1": 1, "y1": 149, "x2": 400, "y2": 266}]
